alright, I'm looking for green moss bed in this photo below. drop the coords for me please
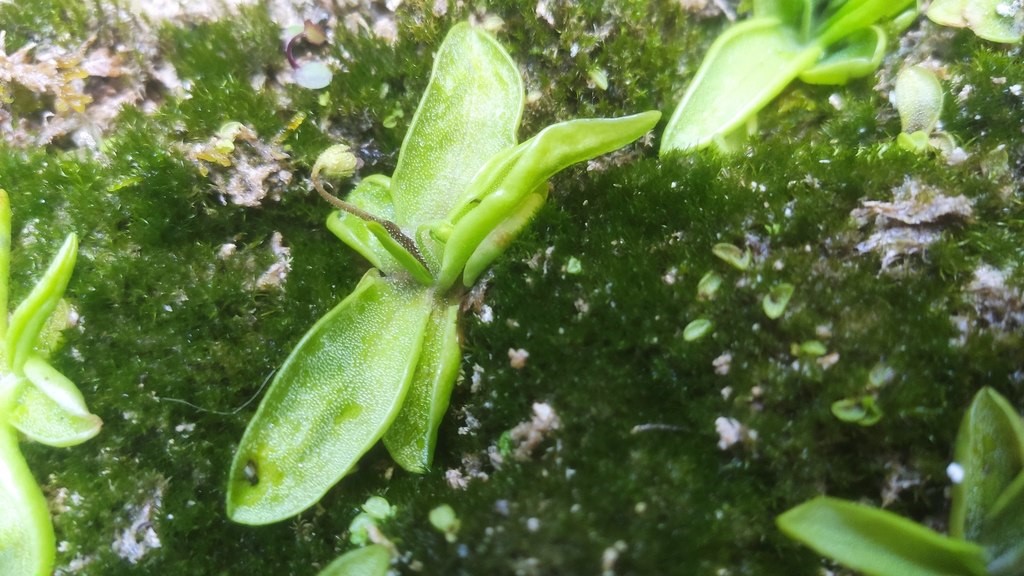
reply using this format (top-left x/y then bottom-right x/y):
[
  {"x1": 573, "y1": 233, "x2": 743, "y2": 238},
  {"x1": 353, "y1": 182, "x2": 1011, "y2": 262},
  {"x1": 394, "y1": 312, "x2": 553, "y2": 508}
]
[{"x1": 1, "y1": 1, "x2": 1022, "y2": 574}]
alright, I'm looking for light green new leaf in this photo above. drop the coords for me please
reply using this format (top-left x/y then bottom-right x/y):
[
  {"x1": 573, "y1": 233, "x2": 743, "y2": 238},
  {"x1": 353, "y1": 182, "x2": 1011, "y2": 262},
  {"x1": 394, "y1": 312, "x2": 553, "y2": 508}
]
[
  {"x1": 0, "y1": 427, "x2": 55, "y2": 576},
  {"x1": 950, "y1": 387, "x2": 1024, "y2": 541},
  {"x1": 390, "y1": 22, "x2": 523, "y2": 229},
  {"x1": 317, "y1": 544, "x2": 390, "y2": 576},
  {"x1": 778, "y1": 497, "x2": 989, "y2": 576},
  {"x1": 383, "y1": 301, "x2": 461, "y2": 473},
  {"x1": 894, "y1": 65, "x2": 944, "y2": 135},
  {"x1": 6, "y1": 234, "x2": 78, "y2": 373},
  {"x1": 227, "y1": 270, "x2": 433, "y2": 524},
  {"x1": 438, "y1": 111, "x2": 660, "y2": 289},
  {"x1": 8, "y1": 354, "x2": 101, "y2": 448},
  {"x1": 660, "y1": 18, "x2": 822, "y2": 153},
  {"x1": 799, "y1": 25, "x2": 885, "y2": 85}
]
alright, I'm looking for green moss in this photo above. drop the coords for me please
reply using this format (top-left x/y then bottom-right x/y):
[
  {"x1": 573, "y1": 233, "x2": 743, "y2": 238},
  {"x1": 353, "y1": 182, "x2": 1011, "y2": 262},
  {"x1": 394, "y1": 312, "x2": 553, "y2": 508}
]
[{"x1": 1, "y1": 2, "x2": 1023, "y2": 574}]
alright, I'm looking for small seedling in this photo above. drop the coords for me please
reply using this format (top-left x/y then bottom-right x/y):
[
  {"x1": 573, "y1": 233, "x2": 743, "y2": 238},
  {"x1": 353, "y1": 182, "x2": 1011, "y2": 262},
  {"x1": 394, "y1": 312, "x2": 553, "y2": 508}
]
[
  {"x1": 779, "y1": 387, "x2": 1024, "y2": 576},
  {"x1": 762, "y1": 282, "x2": 795, "y2": 319},
  {"x1": 683, "y1": 318, "x2": 713, "y2": 342},
  {"x1": 0, "y1": 189, "x2": 100, "y2": 575},
  {"x1": 661, "y1": 0, "x2": 916, "y2": 153},
  {"x1": 226, "y1": 22, "x2": 659, "y2": 525},
  {"x1": 893, "y1": 65, "x2": 955, "y2": 154}
]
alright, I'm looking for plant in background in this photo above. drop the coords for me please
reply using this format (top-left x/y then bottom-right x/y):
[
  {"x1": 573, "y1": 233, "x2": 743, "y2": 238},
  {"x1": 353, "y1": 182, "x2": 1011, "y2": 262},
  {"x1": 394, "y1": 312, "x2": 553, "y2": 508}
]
[
  {"x1": 0, "y1": 189, "x2": 100, "y2": 575},
  {"x1": 778, "y1": 387, "x2": 1024, "y2": 576},
  {"x1": 927, "y1": 0, "x2": 1024, "y2": 43},
  {"x1": 660, "y1": 0, "x2": 916, "y2": 154},
  {"x1": 225, "y1": 22, "x2": 659, "y2": 525}
]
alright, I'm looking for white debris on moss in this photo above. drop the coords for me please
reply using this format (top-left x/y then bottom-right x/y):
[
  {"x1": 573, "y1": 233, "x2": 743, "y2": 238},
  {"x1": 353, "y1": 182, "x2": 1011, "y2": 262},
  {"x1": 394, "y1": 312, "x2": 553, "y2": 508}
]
[
  {"x1": 714, "y1": 416, "x2": 757, "y2": 450},
  {"x1": 112, "y1": 480, "x2": 166, "y2": 564},
  {"x1": 852, "y1": 178, "x2": 973, "y2": 269},
  {"x1": 254, "y1": 232, "x2": 292, "y2": 291},
  {"x1": 509, "y1": 402, "x2": 561, "y2": 461},
  {"x1": 185, "y1": 123, "x2": 293, "y2": 207},
  {"x1": 881, "y1": 461, "x2": 922, "y2": 507},
  {"x1": 445, "y1": 454, "x2": 489, "y2": 491},
  {"x1": 508, "y1": 347, "x2": 530, "y2": 370},
  {"x1": 953, "y1": 265, "x2": 1024, "y2": 340},
  {"x1": 712, "y1": 352, "x2": 732, "y2": 375}
]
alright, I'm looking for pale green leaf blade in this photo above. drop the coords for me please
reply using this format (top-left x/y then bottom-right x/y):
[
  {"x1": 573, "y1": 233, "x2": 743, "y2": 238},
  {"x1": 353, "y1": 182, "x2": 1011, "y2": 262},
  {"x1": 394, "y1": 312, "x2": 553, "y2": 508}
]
[
  {"x1": 0, "y1": 189, "x2": 10, "y2": 339},
  {"x1": 799, "y1": 25, "x2": 886, "y2": 85},
  {"x1": 753, "y1": 0, "x2": 813, "y2": 38},
  {"x1": 950, "y1": 387, "x2": 1024, "y2": 540},
  {"x1": 964, "y1": 0, "x2": 1024, "y2": 43},
  {"x1": 383, "y1": 300, "x2": 461, "y2": 472},
  {"x1": 778, "y1": 497, "x2": 989, "y2": 576},
  {"x1": 390, "y1": 22, "x2": 523, "y2": 229},
  {"x1": 325, "y1": 175, "x2": 402, "y2": 273},
  {"x1": 6, "y1": 234, "x2": 78, "y2": 373},
  {"x1": 317, "y1": 544, "x2": 390, "y2": 576},
  {"x1": 439, "y1": 111, "x2": 659, "y2": 290},
  {"x1": 0, "y1": 427, "x2": 55, "y2": 576},
  {"x1": 9, "y1": 385, "x2": 102, "y2": 448},
  {"x1": 894, "y1": 65, "x2": 944, "y2": 134},
  {"x1": 226, "y1": 270, "x2": 433, "y2": 524},
  {"x1": 815, "y1": 0, "x2": 914, "y2": 46},
  {"x1": 926, "y1": 0, "x2": 969, "y2": 27},
  {"x1": 660, "y1": 18, "x2": 821, "y2": 154}
]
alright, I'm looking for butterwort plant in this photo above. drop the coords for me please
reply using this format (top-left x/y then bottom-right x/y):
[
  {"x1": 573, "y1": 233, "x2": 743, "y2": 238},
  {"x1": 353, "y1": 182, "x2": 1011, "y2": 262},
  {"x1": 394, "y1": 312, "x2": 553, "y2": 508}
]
[
  {"x1": 778, "y1": 387, "x2": 1024, "y2": 576},
  {"x1": 0, "y1": 189, "x2": 101, "y2": 575},
  {"x1": 661, "y1": 0, "x2": 915, "y2": 153},
  {"x1": 226, "y1": 22, "x2": 659, "y2": 525}
]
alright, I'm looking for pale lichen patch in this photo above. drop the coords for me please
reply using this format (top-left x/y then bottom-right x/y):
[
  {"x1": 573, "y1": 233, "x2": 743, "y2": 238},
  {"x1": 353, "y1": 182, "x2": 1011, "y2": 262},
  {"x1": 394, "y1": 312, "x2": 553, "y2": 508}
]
[{"x1": 852, "y1": 178, "x2": 973, "y2": 269}]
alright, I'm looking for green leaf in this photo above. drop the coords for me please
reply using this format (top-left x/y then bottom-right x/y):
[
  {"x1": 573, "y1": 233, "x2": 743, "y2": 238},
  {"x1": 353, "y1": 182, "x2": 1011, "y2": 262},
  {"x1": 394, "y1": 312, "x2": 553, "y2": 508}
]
[
  {"x1": 963, "y1": 0, "x2": 1024, "y2": 43},
  {"x1": 226, "y1": 270, "x2": 433, "y2": 524},
  {"x1": 982, "y1": 470, "x2": 1024, "y2": 575},
  {"x1": 950, "y1": 387, "x2": 1024, "y2": 540},
  {"x1": 317, "y1": 544, "x2": 390, "y2": 576},
  {"x1": 383, "y1": 300, "x2": 461, "y2": 473},
  {"x1": 8, "y1": 385, "x2": 102, "y2": 448},
  {"x1": 6, "y1": 234, "x2": 78, "y2": 374},
  {"x1": 753, "y1": 0, "x2": 814, "y2": 38},
  {"x1": 390, "y1": 22, "x2": 523, "y2": 229},
  {"x1": 894, "y1": 65, "x2": 944, "y2": 135},
  {"x1": 777, "y1": 497, "x2": 989, "y2": 576},
  {"x1": 438, "y1": 111, "x2": 660, "y2": 290},
  {"x1": 660, "y1": 18, "x2": 822, "y2": 154},
  {"x1": 927, "y1": 0, "x2": 969, "y2": 28},
  {"x1": 814, "y1": 0, "x2": 914, "y2": 46},
  {"x1": 0, "y1": 189, "x2": 10, "y2": 340},
  {"x1": 0, "y1": 427, "x2": 55, "y2": 576},
  {"x1": 799, "y1": 25, "x2": 886, "y2": 85},
  {"x1": 462, "y1": 187, "x2": 547, "y2": 287},
  {"x1": 325, "y1": 175, "x2": 410, "y2": 276}
]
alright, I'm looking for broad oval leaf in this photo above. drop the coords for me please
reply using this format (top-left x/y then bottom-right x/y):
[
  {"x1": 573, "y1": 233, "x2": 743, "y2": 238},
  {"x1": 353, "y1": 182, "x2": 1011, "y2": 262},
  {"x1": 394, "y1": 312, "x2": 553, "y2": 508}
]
[
  {"x1": 950, "y1": 387, "x2": 1024, "y2": 540},
  {"x1": 9, "y1": 358, "x2": 102, "y2": 448},
  {"x1": 778, "y1": 496, "x2": 989, "y2": 576},
  {"x1": 981, "y1": 470, "x2": 1024, "y2": 576},
  {"x1": 226, "y1": 270, "x2": 433, "y2": 524},
  {"x1": 317, "y1": 544, "x2": 390, "y2": 576},
  {"x1": 383, "y1": 300, "x2": 461, "y2": 473},
  {"x1": 894, "y1": 65, "x2": 944, "y2": 135},
  {"x1": 660, "y1": 18, "x2": 821, "y2": 154},
  {"x1": 390, "y1": 22, "x2": 523, "y2": 229},
  {"x1": 0, "y1": 428, "x2": 55, "y2": 576}
]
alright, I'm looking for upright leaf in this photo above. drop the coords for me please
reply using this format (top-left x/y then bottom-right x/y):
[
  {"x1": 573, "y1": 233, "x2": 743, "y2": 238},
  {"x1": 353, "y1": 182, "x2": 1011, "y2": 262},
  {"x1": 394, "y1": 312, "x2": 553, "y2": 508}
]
[
  {"x1": 0, "y1": 427, "x2": 54, "y2": 576},
  {"x1": 390, "y1": 22, "x2": 523, "y2": 229},
  {"x1": 950, "y1": 387, "x2": 1024, "y2": 540}
]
